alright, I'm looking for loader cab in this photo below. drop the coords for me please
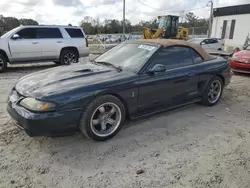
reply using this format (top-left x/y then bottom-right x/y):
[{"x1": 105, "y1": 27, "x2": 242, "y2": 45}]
[{"x1": 158, "y1": 15, "x2": 179, "y2": 38}]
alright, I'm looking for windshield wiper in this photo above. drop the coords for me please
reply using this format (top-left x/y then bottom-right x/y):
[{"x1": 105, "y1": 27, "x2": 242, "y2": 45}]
[{"x1": 91, "y1": 60, "x2": 122, "y2": 72}]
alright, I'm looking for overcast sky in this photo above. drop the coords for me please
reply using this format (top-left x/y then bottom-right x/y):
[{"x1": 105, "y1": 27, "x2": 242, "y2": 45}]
[{"x1": 0, "y1": 0, "x2": 250, "y2": 25}]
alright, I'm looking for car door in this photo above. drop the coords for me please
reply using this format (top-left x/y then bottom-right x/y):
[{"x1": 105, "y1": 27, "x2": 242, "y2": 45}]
[
  {"x1": 208, "y1": 38, "x2": 221, "y2": 50},
  {"x1": 201, "y1": 39, "x2": 211, "y2": 50},
  {"x1": 137, "y1": 46, "x2": 200, "y2": 113},
  {"x1": 36, "y1": 27, "x2": 64, "y2": 60},
  {"x1": 8, "y1": 28, "x2": 42, "y2": 62}
]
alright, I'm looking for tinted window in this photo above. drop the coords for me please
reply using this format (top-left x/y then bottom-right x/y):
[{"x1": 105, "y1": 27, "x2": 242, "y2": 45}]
[
  {"x1": 207, "y1": 39, "x2": 218, "y2": 44},
  {"x1": 16, "y1": 28, "x2": 36, "y2": 39},
  {"x1": 191, "y1": 49, "x2": 203, "y2": 63},
  {"x1": 65, "y1": 28, "x2": 84, "y2": 38},
  {"x1": 36, "y1": 28, "x2": 62, "y2": 38},
  {"x1": 149, "y1": 46, "x2": 194, "y2": 69}
]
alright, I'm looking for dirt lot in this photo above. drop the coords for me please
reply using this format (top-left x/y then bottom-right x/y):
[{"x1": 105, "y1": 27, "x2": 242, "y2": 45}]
[{"x1": 0, "y1": 59, "x2": 250, "y2": 188}]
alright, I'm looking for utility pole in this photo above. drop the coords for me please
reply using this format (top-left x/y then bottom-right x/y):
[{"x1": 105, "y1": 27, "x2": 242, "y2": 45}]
[
  {"x1": 207, "y1": 1, "x2": 213, "y2": 37},
  {"x1": 123, "y1": 0, "x2": 125, "y2": 41}
]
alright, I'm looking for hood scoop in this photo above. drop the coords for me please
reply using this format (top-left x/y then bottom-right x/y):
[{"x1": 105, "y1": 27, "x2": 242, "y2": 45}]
[{"x1": 75, "y1": 68, "x2": 92, "y2": 73}]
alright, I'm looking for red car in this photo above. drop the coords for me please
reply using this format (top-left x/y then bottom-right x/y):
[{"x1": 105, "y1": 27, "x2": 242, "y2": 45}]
[{"x1": 230, "y1": 45, "x2": 250, "y2": 73}]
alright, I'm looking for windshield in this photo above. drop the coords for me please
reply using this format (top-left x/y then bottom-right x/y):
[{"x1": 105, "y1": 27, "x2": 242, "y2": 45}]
[
  {"x1": 0, "y1": 27, "x2": 20, "y2": 38},
  {"x1": 188, "y1": 38, "x2": 204, "y2": 44},
  {"x1": 158, "y1": 17, "x2": 169, "y2": 29},
  {"x1": 94, "y1": 43, "x2": 158, "y2": 72}
]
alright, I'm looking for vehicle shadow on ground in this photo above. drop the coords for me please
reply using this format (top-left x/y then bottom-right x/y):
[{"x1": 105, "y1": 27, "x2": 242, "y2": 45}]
[
  {"x1": 31, "y1": 103, "x2": 204, "y2": 149},
  {"x1": 4, "y1": 64, "x2": 57, "y2": 73},
  {"x1": 20, "y1": 100, "x2": 230, "y2": 172},
  {"x1": 233, "y1": 72, "x2": 250, "y2": 78}
]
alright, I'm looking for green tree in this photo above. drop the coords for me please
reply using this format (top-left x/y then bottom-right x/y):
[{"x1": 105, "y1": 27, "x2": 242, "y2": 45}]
[
  {"x1": 185, "y1": 12, "x2": 198, "y2": 27},
  {"x1": 19, "y1": 18, "x2": 38, "y2": 25},
  {"x1": 2, "y1": 17, "x2": 20, "y2": 30}
]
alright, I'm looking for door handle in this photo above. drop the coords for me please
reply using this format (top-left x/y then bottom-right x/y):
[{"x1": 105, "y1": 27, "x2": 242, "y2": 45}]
[
  {"x1": 32, "y1": 42, "x2": 39, "y2": 44},
  {"x1": 57, "y1": 41, "x2": 63, "y2": 43}
]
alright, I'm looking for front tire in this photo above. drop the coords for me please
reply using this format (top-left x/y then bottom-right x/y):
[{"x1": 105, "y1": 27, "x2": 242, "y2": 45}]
[
  {"x1": 79, "y1": 95, "x2": 126, "y2": 141},
  {"x1": 0, "y1": 54, "x2": 7, "y2": 73},
  {"x1": 60, "y1": 49, "x2": 79, "y2": 65},
  {"x1": 201, "y1": 76, "x2": 223, "y2": 106}
]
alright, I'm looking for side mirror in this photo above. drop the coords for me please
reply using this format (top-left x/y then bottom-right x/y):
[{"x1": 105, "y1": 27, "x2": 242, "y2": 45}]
[
  {"x1": 201, "y1": 42, "x2": 206, "y2": 45},
  {"x1": 147, "y1": 64, "x2": 166, "y2": 74},
  {"x1": 12, "y1": 34, "x2": 19, "y2": 40}
]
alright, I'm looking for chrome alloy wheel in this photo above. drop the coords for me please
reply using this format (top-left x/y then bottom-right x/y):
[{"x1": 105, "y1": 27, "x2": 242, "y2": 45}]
[
  {"x1": 208, "y1": 80, "x2": 222, "y2": 103},
  {"x1": 90, "y1": 102, "x2": 122, "y2": 137},
  {"x1": 64, "y1": 53, "x2": 77, "y2": 64},
  {"x1": 0, "y1": 58, "x2": 4, "y2": 70}
]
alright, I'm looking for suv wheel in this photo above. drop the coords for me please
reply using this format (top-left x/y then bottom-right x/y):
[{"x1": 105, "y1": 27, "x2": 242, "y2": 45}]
[
  {"x1": 79, "y1": 95, "x2": 126, "y2": 141},
  {"x1": 0, "y1": 54, "x2": 7, "y2": 73},
  {"x1": 60, "y1": 49, "x2": 79, "y2": 65}
]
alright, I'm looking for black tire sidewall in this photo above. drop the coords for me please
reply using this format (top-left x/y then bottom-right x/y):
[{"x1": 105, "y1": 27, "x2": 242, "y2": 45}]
[
  {"x1": 0, "y1": 54, "x2": 7, "y2": 73},
  {"x1": 60, "y1": 49, "x2": 78, "y2": 65},
  {"x1": 79, "y1": 95, "x2": 126, "y2": 141},
  {"x1": 201, "y1": 76, "x2": 223, "y2": 106}
]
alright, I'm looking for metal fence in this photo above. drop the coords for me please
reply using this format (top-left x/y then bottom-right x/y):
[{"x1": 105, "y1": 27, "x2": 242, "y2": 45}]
[
  {"x1": 188, "y1": 26, "x2": 208, "y2": 38},
  {"x1": 88, "y1": 26, "x2": 209, "y2": 48}
]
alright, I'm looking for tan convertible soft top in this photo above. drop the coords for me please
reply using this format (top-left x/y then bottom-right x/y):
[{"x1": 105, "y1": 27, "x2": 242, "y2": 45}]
[{"x1": 133, "y1": 39, "x2": 215, "y2": 61}]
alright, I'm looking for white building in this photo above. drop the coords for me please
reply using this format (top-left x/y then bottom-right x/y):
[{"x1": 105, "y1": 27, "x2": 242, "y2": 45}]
[{"x1": 211, "y1": 3, "x2": 250, "y2": 51}]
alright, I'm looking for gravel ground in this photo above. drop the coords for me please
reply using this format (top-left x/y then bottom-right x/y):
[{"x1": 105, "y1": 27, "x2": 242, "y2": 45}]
[{"x1": 0, "y1": 58, "x2": 250, "y2": 188}]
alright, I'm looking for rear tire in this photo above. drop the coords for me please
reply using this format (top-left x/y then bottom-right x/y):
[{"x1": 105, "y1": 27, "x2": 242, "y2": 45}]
[
  {"x1": 200, "y1": 76, "x2": 223, "y2": 106},
  {"x1": 79, "y1": 95, "x2": 126, "y2": 141},
  {"x1": 60, "y1": 49, "x2": 79, "y2": 65},
  {"x1": 0, "y1": 54, "x2": 7, "y2": 73}
]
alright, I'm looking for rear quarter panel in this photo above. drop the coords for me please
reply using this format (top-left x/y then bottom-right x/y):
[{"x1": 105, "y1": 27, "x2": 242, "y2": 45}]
[
  {"x1": 60, "y1": 28, "x2": 89, "y2": 57},
  {"x1": 196, "y1": 57, "x2": 231, "y2": 93}
]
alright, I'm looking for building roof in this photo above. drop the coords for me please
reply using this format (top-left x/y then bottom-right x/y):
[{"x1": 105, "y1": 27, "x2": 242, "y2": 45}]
[
  {"x1": 213, "y1": 4, "x2": 250, "y2": 17},
  {"x1": 131, "y1": 39, "x2": 214, "y2": 61}
]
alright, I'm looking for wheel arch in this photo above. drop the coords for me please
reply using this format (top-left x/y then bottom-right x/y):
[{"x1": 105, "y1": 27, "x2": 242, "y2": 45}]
[
  {"x1": 107, "y1": 93, "x2": 130, "y2": 119},
  {"x1": 60, "y1": 47, "x2": 79, "y2": 58},
  {"x1": 216, "y1": 74, "x2": 225, "y2": 86},
  {"x1": 0, "y1": 49, "x2": 9, "y2": 62},
  {"x1": 84, "y1": 92, "x2": 130, "y2": 120}
]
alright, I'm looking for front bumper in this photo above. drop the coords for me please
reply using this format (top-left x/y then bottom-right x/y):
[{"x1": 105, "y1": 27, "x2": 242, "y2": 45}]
[
  {"x1": 230, "y1": 59, "x2": 250, "y2": 74},
  {"x1": 7, "y1": 101, "x2": 82, "y2": 136}
]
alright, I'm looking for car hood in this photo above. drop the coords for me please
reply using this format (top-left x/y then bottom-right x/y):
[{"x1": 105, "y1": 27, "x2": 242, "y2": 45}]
[
  {"x1": 15, "y1": 63, "x2": 135, "y2": 99},
  {"x1": 235, "y1": 50, "x2": 250, "y2": 59}
]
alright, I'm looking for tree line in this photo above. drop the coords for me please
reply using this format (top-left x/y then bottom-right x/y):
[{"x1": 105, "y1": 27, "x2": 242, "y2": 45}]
[
  {"x1": 0, "y1": 16, "x2": 38, "y2": 35},
  {"x1": 0, "y1": 12, "x2": 208, "y2": 35},
  {"x1": 80, "y1": 12, "x2": 209, "y2": 35}
]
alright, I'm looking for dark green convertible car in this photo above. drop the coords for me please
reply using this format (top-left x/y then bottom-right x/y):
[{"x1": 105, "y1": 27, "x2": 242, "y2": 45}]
[{"x1": 7, "y1": 39, "x2": 231, "y2": 141}]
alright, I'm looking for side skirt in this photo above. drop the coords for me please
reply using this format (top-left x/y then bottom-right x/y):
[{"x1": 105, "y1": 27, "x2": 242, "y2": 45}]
[{"x1": 131, "y1": 98, "x2": 202, "y2": 120}]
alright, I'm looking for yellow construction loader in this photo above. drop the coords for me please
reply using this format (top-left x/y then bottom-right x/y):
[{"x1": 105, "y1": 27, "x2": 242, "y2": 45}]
[{"x1": 143, "y1": 15, "x2": 189, "y2": 40}]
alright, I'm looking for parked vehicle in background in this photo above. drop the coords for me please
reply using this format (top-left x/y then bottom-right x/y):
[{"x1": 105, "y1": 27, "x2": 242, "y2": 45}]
[
  {"x1": 106, "y1": 35, "x2": 121, "y2": 43},
  {"x1": 188, "y1": 38, "x2": 223, "y2": 51},
  {"x1": 230, "y1": 44, "x2": 250, "y2": 73},
  {"x1": 7, "y1": 39, "x2": 231, "y2": 141},
  {"x1": 0, "y1": 25, "x2": 89, "y2": 73}
]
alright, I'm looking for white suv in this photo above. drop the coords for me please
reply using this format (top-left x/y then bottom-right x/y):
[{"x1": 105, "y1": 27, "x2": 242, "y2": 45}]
[{"x1": 0, "y1": 25, "x2": 89, "y2": 73}]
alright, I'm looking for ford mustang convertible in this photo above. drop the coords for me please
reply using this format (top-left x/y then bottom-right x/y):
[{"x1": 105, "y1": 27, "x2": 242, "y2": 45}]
[{"x1": 7, "y1": 39, "x2": 231, "y2": 141}]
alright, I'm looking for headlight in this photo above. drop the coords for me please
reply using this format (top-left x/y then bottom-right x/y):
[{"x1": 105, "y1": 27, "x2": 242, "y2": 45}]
[{"x1": 20, "y1": 98, "x2": 57, "y2": 112}]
